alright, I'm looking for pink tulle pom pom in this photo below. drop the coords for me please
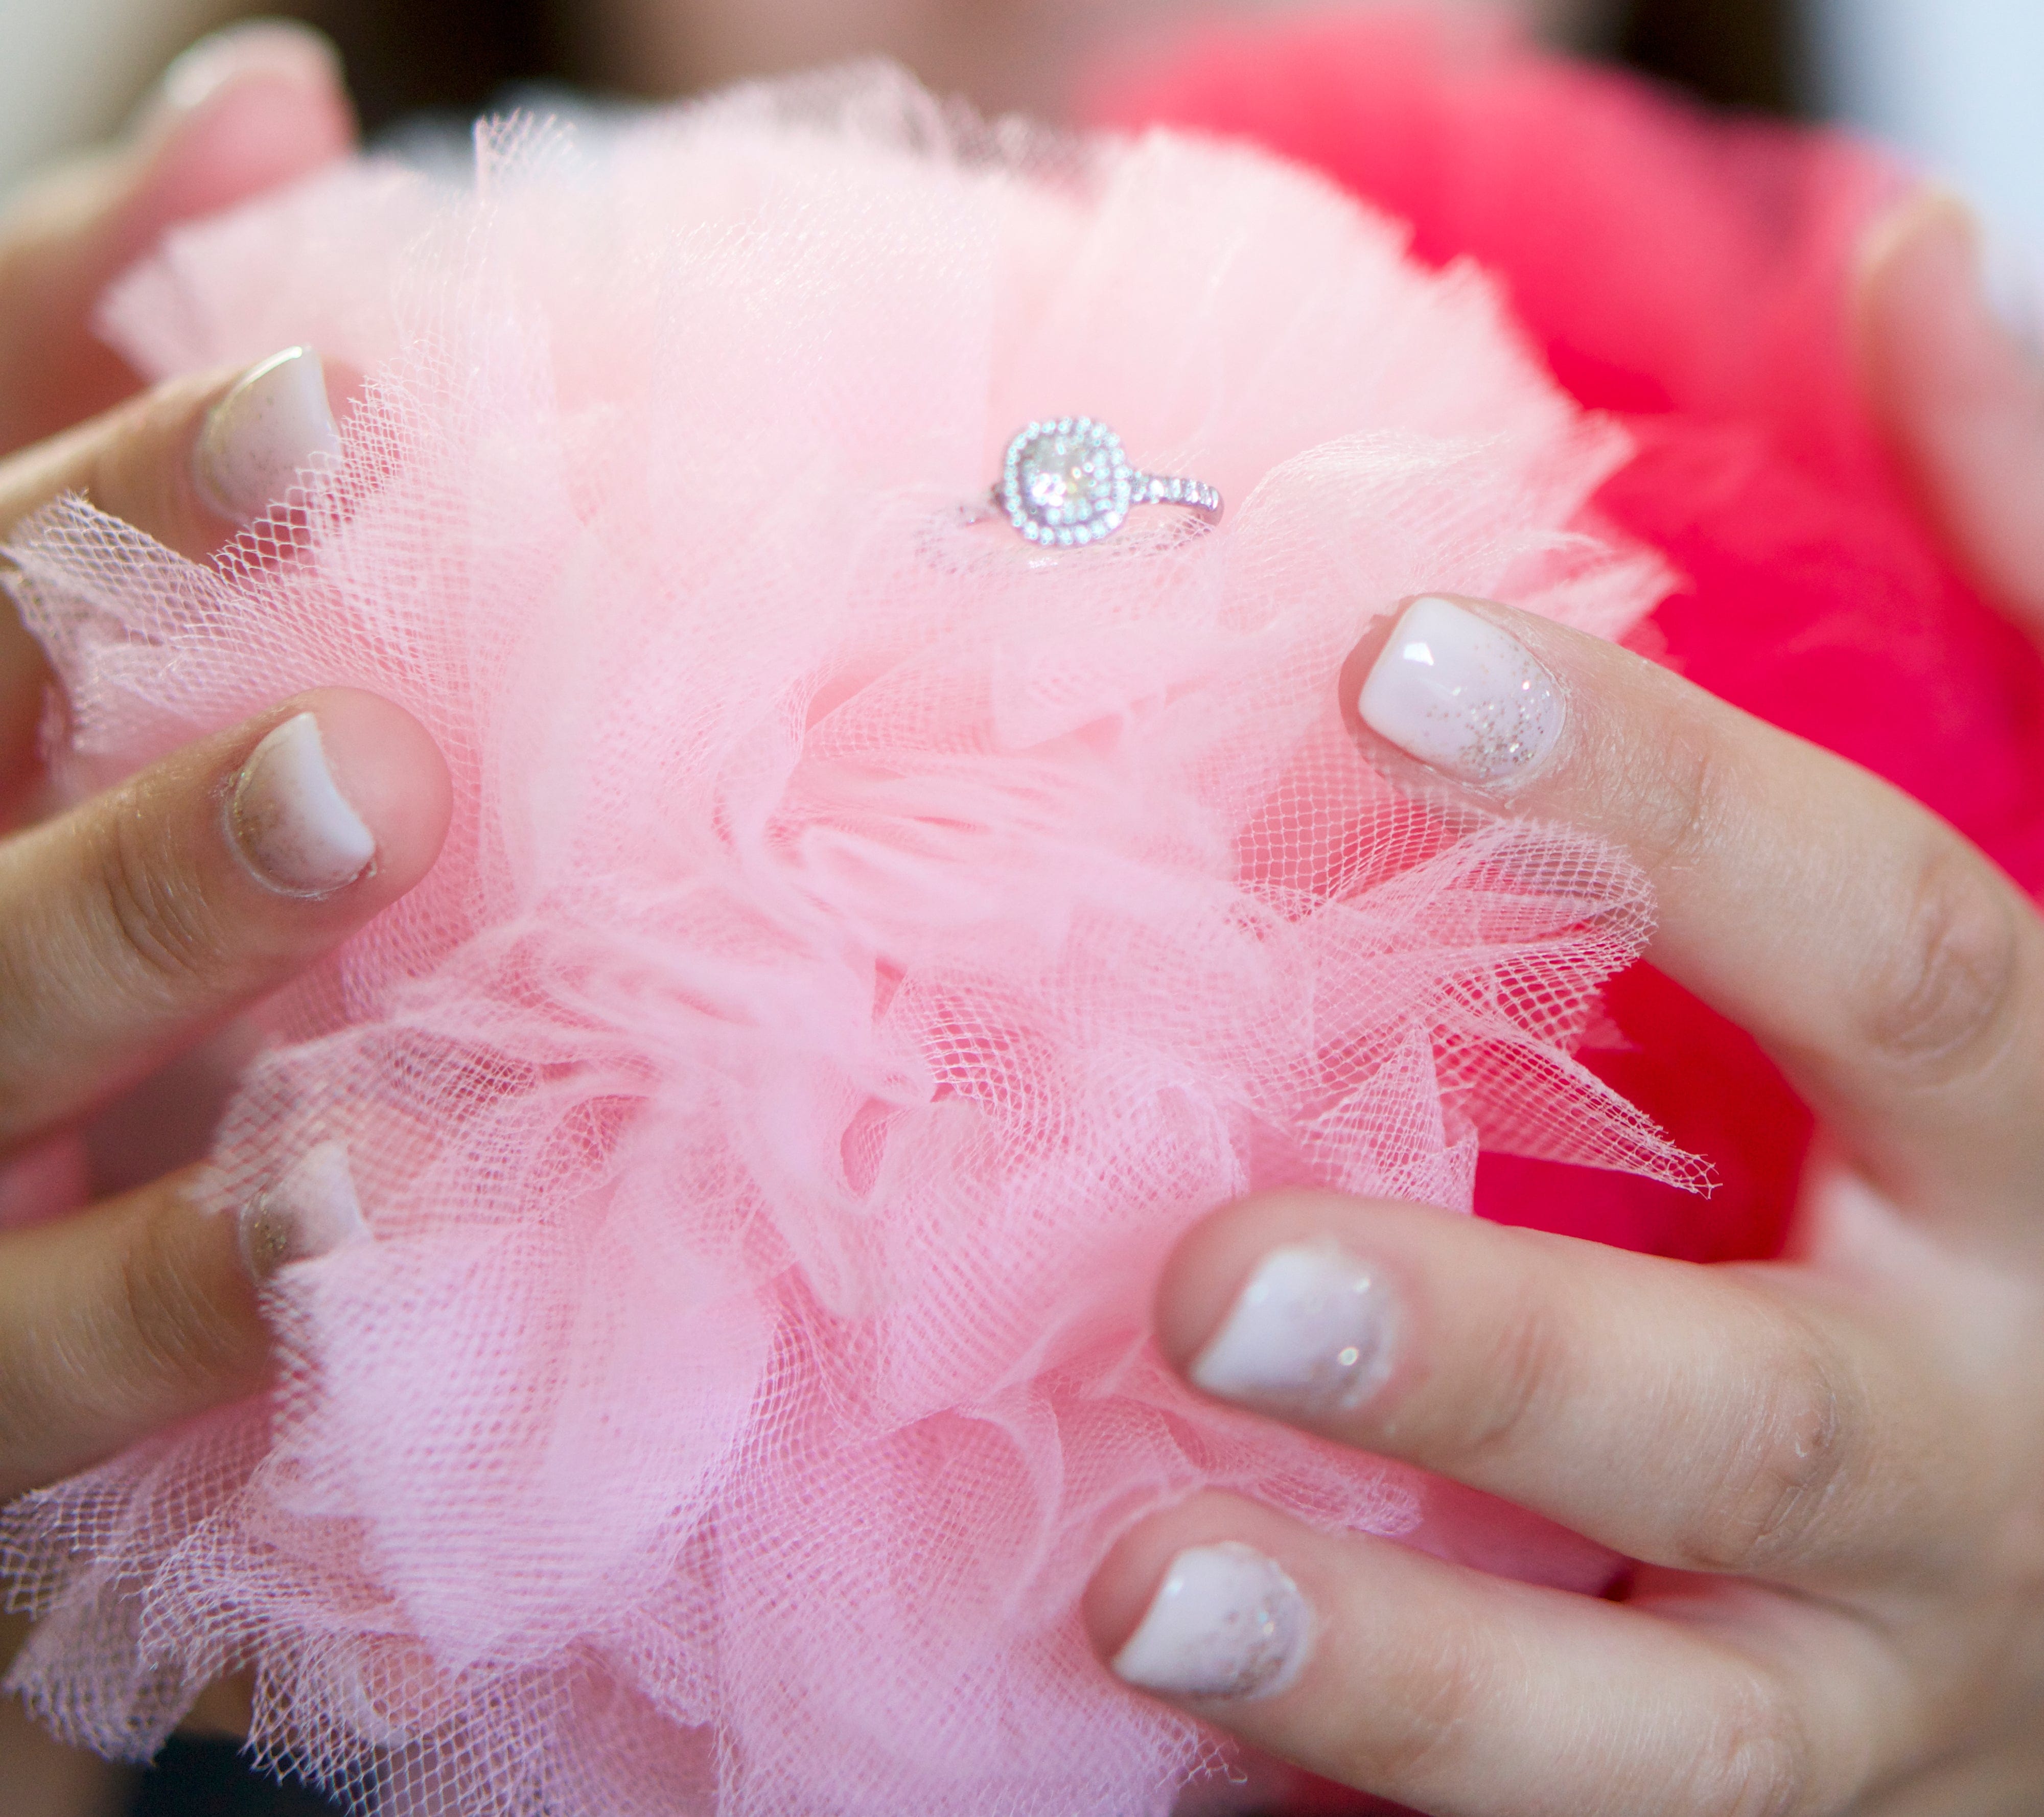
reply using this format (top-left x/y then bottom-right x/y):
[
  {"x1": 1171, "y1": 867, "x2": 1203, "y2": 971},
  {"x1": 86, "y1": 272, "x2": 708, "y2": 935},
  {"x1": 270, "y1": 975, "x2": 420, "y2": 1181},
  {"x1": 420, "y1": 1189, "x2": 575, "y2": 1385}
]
[
  {"x1": 1096, "y1": 6, "x2": 2044, "y2": 1272},
  {"x1": 4, "y1": 63, "x2": 1700, "y2": 1817}
]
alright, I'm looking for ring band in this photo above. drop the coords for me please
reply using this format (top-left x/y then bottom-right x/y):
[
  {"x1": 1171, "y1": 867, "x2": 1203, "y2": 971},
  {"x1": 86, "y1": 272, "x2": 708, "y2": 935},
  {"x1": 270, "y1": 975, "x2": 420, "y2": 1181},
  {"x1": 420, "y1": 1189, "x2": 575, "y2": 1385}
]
[{"x1": 985, "y1": 417, "x2": 1222, "y2": 546}]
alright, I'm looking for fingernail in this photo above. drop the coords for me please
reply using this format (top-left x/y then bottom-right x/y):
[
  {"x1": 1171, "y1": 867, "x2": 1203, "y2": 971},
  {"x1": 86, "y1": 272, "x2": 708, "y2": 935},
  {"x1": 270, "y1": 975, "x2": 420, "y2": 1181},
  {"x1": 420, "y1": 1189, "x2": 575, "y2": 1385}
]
[
  {"x1": 230, "y1": 711, "x2": 376, "y2": 894},
  {"x1": 1859, "y1": 189, "x2": 2044, "y2": 378},
  {"x1": 1863, "y1": 192, "x2": 2005, "y2": 342},
  {"x1": 1190, "y1": 1241, "x2": 1397, "y2": 1417},
  {"x1": 136, "y1": 20, "x2": 343, "y2": 144},
  {"x1": 240, "y1": 1142, "x2": 367, "y2": 1279},
  {"x1": 1112, "y1": 1542, "x2": 1315, "y2": 1701},
  {"x1": 194, "y1": 347, "x2": 341, "y2": 525},
  {"x1": 1354, "y1": 595, "x2": 1562, "y2": 783}
]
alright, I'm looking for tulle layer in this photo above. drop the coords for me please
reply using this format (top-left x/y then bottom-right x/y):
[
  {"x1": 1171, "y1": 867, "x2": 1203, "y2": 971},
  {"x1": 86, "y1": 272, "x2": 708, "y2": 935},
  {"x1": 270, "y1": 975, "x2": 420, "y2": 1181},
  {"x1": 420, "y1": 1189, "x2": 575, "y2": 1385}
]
[
  {"x1": 4, "y1": 64, "x2": 1691, "y2": 1817},
  {"x1": 1097, "y1": 7, "x2": 2044, "y2": 1266}
]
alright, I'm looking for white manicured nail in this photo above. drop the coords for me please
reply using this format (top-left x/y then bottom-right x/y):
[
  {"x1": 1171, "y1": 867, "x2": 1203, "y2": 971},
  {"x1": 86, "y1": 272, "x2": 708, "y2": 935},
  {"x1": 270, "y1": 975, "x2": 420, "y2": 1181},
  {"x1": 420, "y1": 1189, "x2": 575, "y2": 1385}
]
[
  {"x1": 194, "y1": 347, "x2": 341, "y2": 524},
  {"x1": 140, "y1": 21, "x2": 343, "y2": 138},
  {"x1": 231, "y1": 712, "x2": 375, "y2": 894},
  {"x1": 1112, "y1": 1542, "x2": 1314, "y2": 1702},
  {"x1": 1190, "y1": 1242, "x2": 1396, "y2": 1416},
  {"x1": 1355, "y1": 595, "x2": 1562, "y2": 782},
  {"x1": 240, "y1": 1142, "x2": 368, "y2": 1279}
]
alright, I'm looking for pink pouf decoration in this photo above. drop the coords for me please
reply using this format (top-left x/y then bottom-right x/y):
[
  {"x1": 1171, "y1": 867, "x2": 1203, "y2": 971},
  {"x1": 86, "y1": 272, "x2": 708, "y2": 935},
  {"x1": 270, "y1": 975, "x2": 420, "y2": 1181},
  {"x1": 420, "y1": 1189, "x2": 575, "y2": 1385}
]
[
  {"x1": 1096, "y1": 6, "x2": 2044, "y2": 1271},
  {"x1": 1, "y1": 45, "x2": 1879, "y2": 1817}
]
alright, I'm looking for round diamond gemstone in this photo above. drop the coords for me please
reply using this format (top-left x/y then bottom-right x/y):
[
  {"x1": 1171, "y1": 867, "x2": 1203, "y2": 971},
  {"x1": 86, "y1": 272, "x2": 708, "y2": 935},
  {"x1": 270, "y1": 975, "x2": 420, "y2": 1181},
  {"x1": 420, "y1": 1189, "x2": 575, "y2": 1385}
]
[{"x1": 1003, "y1": 418, "x2": 1131, "y2": 540}]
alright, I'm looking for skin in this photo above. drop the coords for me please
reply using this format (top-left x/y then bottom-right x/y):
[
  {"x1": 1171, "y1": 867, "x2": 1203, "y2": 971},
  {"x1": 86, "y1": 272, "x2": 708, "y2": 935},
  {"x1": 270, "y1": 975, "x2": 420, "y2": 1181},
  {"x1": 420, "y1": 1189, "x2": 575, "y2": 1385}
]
[
  {"x1": 0, "y1": 30, "x2": 444, "y2": 1812},
  {"x1": 3, "y1": 13, "x2": 2042, "y2": 1817},
  {"x1": 1083, "y1": 200, "x2": 2044, "y2": 1814},
  {"x1": 0, "y1": 29, "x2": 444, "y2": 1502}
]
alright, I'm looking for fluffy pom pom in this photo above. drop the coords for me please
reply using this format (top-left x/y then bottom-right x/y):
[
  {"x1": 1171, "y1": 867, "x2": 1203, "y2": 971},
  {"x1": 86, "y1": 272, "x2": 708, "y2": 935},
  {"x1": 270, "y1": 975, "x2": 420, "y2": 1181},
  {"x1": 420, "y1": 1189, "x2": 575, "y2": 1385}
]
[
  {"x1": 4, "y1": 66, "x2": 1695, "y2": 1817},
  {"x1": 1097, "y1": 7, "x2": 2044, "y2": 1268}
]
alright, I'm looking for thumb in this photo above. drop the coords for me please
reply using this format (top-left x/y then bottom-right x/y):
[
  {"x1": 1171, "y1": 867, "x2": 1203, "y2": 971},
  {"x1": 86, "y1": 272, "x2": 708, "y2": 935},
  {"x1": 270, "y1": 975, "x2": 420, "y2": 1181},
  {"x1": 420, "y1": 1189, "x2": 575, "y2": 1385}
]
[
  {"x1": 0, "y1": 1145, "x2": 365, "y2": 1500},
  {"x1": 1855, "y1": 190, "x2": 2044, "y2": 646},
  {"x1": 0, "y1": 20, "x2": 354, "y2": 456}
]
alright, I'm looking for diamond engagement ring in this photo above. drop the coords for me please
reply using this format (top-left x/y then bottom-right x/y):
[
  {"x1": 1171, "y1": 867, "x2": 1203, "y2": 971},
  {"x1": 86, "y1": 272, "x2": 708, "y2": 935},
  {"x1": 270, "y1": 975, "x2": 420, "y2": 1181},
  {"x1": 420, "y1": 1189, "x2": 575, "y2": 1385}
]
[{"x1": 983, "y1": 417, "x2": 1222, "y2": 546}]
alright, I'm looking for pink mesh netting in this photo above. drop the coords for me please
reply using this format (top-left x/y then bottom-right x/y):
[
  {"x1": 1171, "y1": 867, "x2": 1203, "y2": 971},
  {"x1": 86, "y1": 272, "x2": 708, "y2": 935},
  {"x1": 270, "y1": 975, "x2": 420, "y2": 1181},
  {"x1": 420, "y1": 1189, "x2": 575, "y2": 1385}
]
[
  {"x1": 3, "y1": 68, "x2": 1700, "y2": 1816},
  {"x1": 1097, "y1": 7, "x2": 2044, "y2": 1271}
]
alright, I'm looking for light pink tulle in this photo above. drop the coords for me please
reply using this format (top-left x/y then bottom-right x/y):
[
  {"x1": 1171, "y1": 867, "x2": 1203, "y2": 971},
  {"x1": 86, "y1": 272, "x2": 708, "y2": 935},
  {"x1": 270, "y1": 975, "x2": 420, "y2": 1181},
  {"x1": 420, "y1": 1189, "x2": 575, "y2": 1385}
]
[{"x1": 4, "y1": 68, "x2": 1698, "y2": 1816}]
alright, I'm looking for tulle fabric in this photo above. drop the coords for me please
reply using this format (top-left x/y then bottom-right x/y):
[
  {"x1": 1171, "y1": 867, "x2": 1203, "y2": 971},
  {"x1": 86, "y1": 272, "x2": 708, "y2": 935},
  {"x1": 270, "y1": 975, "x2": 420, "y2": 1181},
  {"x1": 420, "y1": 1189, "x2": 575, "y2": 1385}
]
[
  {"x1": 4, "y1": 67, "x2": 1691, "y2": 1817},
  {"x1": 1094, "y1": 6, "x2": 2044, "y2": 1266}
]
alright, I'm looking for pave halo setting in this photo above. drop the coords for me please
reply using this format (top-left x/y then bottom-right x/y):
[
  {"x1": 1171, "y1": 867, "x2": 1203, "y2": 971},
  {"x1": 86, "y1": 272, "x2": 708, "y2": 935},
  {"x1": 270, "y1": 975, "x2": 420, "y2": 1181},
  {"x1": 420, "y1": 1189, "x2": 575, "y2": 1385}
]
[{"x1": 991, "y1": 417, "x2": 1222, "y2": 546}]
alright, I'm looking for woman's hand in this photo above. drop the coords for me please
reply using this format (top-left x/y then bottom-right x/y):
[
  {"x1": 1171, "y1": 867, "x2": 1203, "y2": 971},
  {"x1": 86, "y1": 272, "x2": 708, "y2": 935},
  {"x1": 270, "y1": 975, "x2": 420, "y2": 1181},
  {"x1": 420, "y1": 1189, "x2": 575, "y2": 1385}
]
[
  {"x1": 0, "y1": 20, "x2": 353, "y2": 791},
  {"x1": 0, "y1": 20, "x2": 351, "y2": 453},
  {"x1": 0, "y1": 349, "x2": 453, "y2": 1501},
  {"x1": 1083, "y1": 201, "x2": 2044, "y2": 1815},
  {"x1": 0, "y1": 24, "x2": 451, "y2": 1507}
]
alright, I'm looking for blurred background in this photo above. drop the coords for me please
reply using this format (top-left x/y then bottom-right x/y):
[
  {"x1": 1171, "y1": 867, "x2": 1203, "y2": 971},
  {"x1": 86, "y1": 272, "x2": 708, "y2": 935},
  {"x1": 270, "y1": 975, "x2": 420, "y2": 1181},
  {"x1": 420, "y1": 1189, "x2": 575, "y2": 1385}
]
[{"x1": 3, "y1": 0, "x2": 2042, "y2": 287}]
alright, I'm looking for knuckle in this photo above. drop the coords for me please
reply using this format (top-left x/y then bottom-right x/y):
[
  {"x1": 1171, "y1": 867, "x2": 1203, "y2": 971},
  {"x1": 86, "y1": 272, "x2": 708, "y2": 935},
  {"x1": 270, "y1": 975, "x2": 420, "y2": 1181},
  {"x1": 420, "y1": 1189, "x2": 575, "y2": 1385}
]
[
  {"x1": 85, "y1": 384, "x2": 198, "y2": 532},
  {"x1": 1683, "y1": 1671, "x2": 1820, "y2": 1817},
  {"x1": 88, "y1": 775, "x2": 226, "y2": 999},
  {"x1": 1857, "y1": 846, "x2": 2022, "y2": 1080},
  {"x1": 112, "y1": 1191, "x2": 259, "y2": 1402},
  {"x1": 1622, "y1": 713, "x2": 1737, "y2": 875},
  {"x1": 1453, "y1": 1289, "x2": 1571, "y2": 1464},
  {"x1": 1673, "y1": 1332, "x2": 1853, "y2": 1576}
]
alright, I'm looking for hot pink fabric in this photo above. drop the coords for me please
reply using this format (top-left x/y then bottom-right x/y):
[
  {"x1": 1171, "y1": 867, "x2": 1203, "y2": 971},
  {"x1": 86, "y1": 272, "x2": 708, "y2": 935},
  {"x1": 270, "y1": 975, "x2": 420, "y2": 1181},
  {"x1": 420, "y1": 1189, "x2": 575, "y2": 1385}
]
[
  {"x1": 3, "y1": 67, "x2": 1689, "y2": 1816},
  {"x1": 1091, "y1": 7, "x2": 2044, "y2": 1268}
]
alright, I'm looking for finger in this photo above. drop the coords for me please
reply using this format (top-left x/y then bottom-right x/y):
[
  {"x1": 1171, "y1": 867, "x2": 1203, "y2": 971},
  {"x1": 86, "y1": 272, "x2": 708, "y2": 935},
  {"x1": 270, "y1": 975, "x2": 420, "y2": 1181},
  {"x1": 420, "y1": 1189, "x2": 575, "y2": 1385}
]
[
  {"x1": 0, "y1": 1627, "x2": 135, "y2": 1810},
  {"x1": 0, "y1": 20, "x2": 353, "y2": 456},
  {"x1": 1344, "y1": 593, "x2": 2044, "y2": 1224},
  {"x1": 0, "y1": 345, "x2": 343, "y2": 558},
  {"x1": 1154, "y1": 1192, "x2": 2014, "y2": 1582},
  {"x1": 1856, "y1": 192, "x2": 2044, "y2": 647},
  {"x1": 0, "y1": 345, "x2": 344, "y2": 788},
  {"x1": 1086, "y1": 1491, "x2": 1908, "y2": 1817},
  {"x1": 0, "y1": 1143, "x2": 367, "y2": 1500},
  {"x1": 0, "y1": 689, "x2": 450, "y2": 1149}
]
